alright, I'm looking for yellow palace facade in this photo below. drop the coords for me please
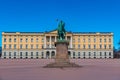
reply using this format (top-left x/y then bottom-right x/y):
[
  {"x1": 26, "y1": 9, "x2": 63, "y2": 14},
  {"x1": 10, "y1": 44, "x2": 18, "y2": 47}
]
[{"x1": 2, "y1": 30, "x2": 113, "y2": 59}]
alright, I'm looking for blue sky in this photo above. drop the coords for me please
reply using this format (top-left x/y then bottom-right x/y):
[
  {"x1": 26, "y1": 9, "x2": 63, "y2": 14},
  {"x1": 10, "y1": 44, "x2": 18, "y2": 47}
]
[{"x1": 0, "y1": 0, "x2": 120, "y2": 48}]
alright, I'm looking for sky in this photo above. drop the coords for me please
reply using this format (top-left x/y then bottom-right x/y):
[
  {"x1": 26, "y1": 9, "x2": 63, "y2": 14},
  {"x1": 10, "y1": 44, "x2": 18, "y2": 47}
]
[{"x1": 0, "y1": 0, "x2": 120, "y2": 49}]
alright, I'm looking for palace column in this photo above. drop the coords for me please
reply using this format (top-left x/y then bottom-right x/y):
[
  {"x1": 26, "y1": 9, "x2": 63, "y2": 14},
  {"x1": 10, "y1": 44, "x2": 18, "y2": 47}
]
[
  {"x1": 50, "y1": 36, "x2": 52, "y2": 58},
  {"x1": 50, "y1": 36, "x2": 52, "y2": 48},
  {"x1": 70, "y1": 36, "x2": 73, "y2": 58},
  {"x1": 70, "y1": 36, "x2": 73, "y2": 48},
  {"x1": 55, "y1": 36, "x2": 57, "y2": 42},
  {"x1": 44, "y1": 36, "x2": 46, "y2": 48}
]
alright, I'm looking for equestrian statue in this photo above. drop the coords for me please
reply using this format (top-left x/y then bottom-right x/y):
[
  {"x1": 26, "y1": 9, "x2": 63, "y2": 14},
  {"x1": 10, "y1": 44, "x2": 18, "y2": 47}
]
[{"x1": 57, "y1": 20, "x2": 66, "y2": 41}]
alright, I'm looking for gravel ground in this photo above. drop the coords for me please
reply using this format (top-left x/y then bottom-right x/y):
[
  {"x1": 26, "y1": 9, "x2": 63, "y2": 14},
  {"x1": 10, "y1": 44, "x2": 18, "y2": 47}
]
[{"x1": 0, "y1": 59, "x2": 120, "y2": 80}]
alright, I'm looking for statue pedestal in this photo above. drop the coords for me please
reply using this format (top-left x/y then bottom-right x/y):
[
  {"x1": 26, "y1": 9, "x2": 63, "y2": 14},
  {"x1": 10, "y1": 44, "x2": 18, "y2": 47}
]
[
  {"x1": 55, "y1": 42, "x2": 69, "y2": 64},
  {"x1": 44, "y1": 41, "x2": 80, "y2": 68}
]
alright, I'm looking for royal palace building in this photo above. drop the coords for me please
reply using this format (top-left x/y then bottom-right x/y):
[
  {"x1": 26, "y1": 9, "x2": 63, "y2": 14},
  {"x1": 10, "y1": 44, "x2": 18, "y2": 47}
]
[{"x1": 2, "y1": 30, "x2": 114, "y2": 59}]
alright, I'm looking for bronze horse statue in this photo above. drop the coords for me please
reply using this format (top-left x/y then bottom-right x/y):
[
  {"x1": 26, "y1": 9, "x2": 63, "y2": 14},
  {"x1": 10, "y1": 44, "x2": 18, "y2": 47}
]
[{"x1": 57, "y1": 20, "x2": 66, "y2": 40}]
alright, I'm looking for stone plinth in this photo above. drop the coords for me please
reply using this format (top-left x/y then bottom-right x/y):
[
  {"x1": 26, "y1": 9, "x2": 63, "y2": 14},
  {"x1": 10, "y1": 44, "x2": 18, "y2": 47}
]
[
  {"x1": 55, "y1": 42, "x2": 69, "y2": 64},
  {"x1": 44, "y1": 41, "x2": 80, "y2": 68}
]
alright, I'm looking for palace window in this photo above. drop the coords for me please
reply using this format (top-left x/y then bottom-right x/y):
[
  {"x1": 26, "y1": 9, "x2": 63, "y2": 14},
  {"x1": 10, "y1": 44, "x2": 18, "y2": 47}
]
[
  {"x1": 4, "y1": 38, "x2": 6, "y2": 42},
  {"x1": 42, "y1": 45, "x2": 44, "y2": 49},
  {"x1": 20, "y1": 52, "x2": 22, "y2": 56},
  {"x1": 104, "y1": 52, "x2": 106, "y2": 56},
  {"x1": 78, "y1": 52, "x2": 80, "y2": 56},
  {"x1": 14, "y1": 44, "x2": 16, "y2": 49},
  {"x1": 78, "y1": 38, "x2": 80, "y2": 42},
  {"x1": 109, "y1": 45, "x2": 111, "y2": 49},
  {"x1": 109, "y1": 52, "x2": 111, "y2": 56},
  {"x1": 25, "y1": 52, "x2": 28, "y2": 56},
  {"x1": 88, "y1": 38, "x2": 90, "y2": 43},
  {"x1": 14, "y1": 38, "x2": 16, "y2": 42},
  {"x1": 20, "y1": 44, "x2": 22, "y2": 49},
  {"x1": 104, "y1": 45, "x2": 107, "y2": 49},
  {"x1": 109, "y1": 38, "x2": 111, "y2": 42},
  {"x1": 100, "y1": 39, "x2": 102, "y2": 43},
  {"x1": 100, "y1": 52, "x2": 102, "y2": 56},
  {"x1": 104, "y1": 39, "x2": 106, "y2": 43},
  {"x1": 31, "y1": 52, "x2": 33, "y2": 56},
  {"x1": 4, "y1": 52, "x2": 6, "y2": 56},
  {"x1": 26, "y1": 38, "x2": 28, "y2": 42},
  {"x1": 4, "y1": 44, "x2": 6, "y2": 49},
  {"x1": 9, "y1": 44, "x2": 12, "y2": 49},
  {"x1": 9, "y1": 38, "x2": 12, "y2": 42},
  {"x1": 42, "y1": 52, "x2": 44, "y2": 56},
  {"x1": 100, "y1": 45, "x2": 102, "y2": 49},
  {"x1": 78, "y1": 45, "x2": 80, "y2": 49},
  {"x1": 20, "y1": 38, "x2": 22, "y2": 42},
  {"x1": 94, "y1": 38, "x2": 96, "y2": 43},
  {"x1": 88, "y1": 45, "x2": 91, "y2": 49},
  {"x1": 9, "y1": 52, "x2": 11, "y2": 56},
  {"x1": 83, "y1": 52, "x2": 85, "y2": 56},
  {"x1": 31, "y1": 38, "x2": 33, "y2": 42},
  {"x1": 42, "y1": 38, "x2": 44, "y2": 42},
  {"x1": 26, "y1": 44, "x2": 28, "y2": 49},
  {"x1": 36, "y1": 52, "x2": 39, "y2": 56},
  {"x1": 36, "y1": 38, "x2": 39, "y2": 42},
  {"x1": 94, "y1": 52, "x2": 96, "y2": 56},
  {"x1": 31, "y1": 45, "x2": 33, "y2": 49},
  {"x1": 36, "y1": 44, "x2": 39, "y2": 49},
  {"x1": 89, "y1": 52, "x2": 91, "y2": 56},
  {"x1": 83, "y1": 38, "x2": 85, "y2": 43},
  {"x1": 73, "y1": 52, "x2": 75, "y2": 56},
  {"x1": 94, "y1": 45, "x2": 96, "y2": 49},
  {"x1": 83, "y1": 45, "x2": 86, "y2": 49},
  {"x1": 14, "y1": 52, "x2": 16, "y2": 56}
]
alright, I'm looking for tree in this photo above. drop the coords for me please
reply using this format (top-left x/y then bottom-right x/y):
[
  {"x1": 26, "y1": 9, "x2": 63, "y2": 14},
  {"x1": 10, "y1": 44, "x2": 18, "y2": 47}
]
[
  {"x1": 115, "y1": 40, "x2": 120, "y2": 58},
  {"x1": 113, "y1": 46, "x2": 118, "y2": 58},
  {"x1": 118, "y1": 40, "x2": 120, "y2": 51}
]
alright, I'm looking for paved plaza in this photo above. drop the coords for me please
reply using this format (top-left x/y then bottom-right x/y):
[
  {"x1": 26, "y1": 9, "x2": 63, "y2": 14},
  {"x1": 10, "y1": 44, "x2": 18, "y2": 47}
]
[{"x1": 0, "y1": 59, "x2": 120, "y2": 80}]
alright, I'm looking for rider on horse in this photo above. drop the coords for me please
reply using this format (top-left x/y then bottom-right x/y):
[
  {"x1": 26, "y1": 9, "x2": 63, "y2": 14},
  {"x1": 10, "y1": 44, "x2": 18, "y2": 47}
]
[{"x1": 57, "y1": 20, "x2": 66, "y2": 40}]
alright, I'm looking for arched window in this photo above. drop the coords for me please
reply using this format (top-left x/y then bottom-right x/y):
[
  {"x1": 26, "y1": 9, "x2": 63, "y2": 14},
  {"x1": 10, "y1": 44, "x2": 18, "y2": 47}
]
[
  {"x1": 9, "y1": 38, "x2": 12, "y2": 42},
  {"x1": 51, "y1": 51, "x2": 55, "y2": 56}
]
